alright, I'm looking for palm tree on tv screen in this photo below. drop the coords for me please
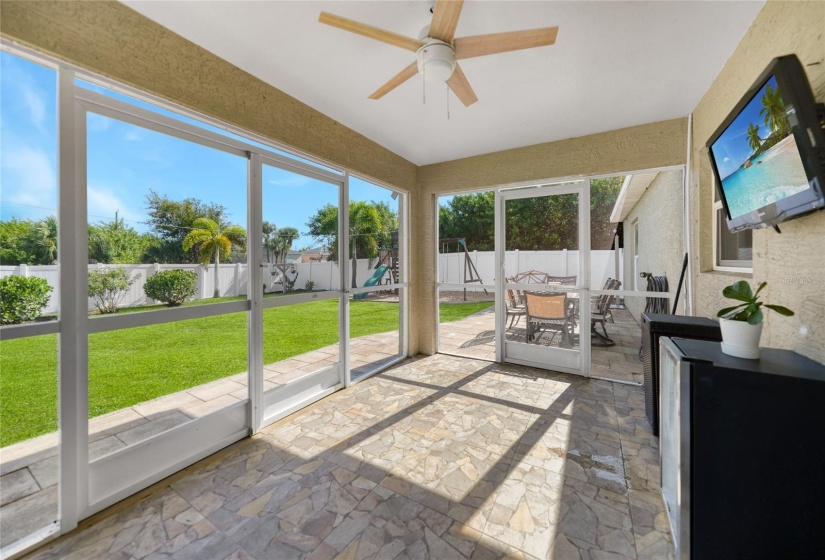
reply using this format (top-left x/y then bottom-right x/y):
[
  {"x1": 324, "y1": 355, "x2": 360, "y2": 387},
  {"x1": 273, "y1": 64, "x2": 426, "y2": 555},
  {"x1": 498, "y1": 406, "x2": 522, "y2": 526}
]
[
  {"x1": 760, "y1": 84, "x2": 790, "y2": 137},
  {"x1": 746, "y1": 122, "x2": 762, "y2": 154}
]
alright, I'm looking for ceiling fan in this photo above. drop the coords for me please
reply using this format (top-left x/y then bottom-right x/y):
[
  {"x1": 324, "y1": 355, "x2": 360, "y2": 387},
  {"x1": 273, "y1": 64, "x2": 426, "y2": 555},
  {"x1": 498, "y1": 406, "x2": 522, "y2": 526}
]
[{"x1": 318, "y1": 0, "x2": 558, "y2": 107}]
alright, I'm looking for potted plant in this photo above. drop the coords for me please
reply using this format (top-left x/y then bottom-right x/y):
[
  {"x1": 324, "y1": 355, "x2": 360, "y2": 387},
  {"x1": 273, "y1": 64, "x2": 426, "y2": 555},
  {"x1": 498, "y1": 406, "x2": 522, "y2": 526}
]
[{"x1": 716, "y1": 280, "x2": 794, "y2": 359}]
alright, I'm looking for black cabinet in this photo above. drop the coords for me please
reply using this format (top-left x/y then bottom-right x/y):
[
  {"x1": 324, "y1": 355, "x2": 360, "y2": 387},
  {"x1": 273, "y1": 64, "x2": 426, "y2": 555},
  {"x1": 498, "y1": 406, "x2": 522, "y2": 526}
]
[
  {"x1": 641, "y1": 313, "x2": 721, "y2": 435},
  {"x1": 660, "y1": 338, "x2": 825, "y2": 560}
]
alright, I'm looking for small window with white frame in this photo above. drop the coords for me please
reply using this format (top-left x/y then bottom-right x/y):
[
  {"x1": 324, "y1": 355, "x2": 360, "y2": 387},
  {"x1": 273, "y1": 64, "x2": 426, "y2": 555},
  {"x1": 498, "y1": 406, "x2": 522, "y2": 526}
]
[{"x1": 713, "y1": 182, "x2": 753, "y2": 271}]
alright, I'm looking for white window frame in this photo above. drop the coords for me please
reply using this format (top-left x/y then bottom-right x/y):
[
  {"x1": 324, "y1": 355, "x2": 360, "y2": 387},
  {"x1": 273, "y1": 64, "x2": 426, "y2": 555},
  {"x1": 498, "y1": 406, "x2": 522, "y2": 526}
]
[{"x1": 712, "y1": 192, "x2": 753, "y2": 273}]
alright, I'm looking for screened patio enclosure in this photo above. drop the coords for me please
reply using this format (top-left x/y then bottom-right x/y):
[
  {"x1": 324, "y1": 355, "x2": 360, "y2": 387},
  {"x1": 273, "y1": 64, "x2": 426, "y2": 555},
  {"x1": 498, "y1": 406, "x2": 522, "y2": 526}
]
[
  {"x1": 0, "y1": 46, "x2": 408, "y2": 557},
  {"x1": 437, "y1": 168, "x2": 687, "y2": 384}
]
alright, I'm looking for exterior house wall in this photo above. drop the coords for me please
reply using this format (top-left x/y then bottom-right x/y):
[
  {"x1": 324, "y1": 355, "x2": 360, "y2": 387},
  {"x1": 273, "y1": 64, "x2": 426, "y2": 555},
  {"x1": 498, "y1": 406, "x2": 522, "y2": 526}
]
[
  {"x1": 622, "y1": 170, "x2": 685, "y2": 320},
  {"x1": 417, "y1": 119, "x2": 688, "y2": 354},
  {"x1": 689, "y1": 0, "x2": 825, "y2": 364}
]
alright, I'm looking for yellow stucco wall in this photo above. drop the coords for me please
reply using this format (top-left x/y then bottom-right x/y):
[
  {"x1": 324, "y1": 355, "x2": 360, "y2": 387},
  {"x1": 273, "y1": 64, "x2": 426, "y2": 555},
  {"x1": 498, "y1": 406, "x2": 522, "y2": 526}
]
[
  {"x1": 690, "y1": 0, "x2": 825, "y2": 364},
  {"x1": 416, "y1": 119, "x2": 688, "y2": 354}
]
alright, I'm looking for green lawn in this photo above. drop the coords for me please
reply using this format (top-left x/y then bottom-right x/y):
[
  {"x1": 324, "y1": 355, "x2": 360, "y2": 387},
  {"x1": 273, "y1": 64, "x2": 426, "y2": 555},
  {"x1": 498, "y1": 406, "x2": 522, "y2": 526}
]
[{"x1": 0, "y1": 299, "x2": 491, "y2": 447}]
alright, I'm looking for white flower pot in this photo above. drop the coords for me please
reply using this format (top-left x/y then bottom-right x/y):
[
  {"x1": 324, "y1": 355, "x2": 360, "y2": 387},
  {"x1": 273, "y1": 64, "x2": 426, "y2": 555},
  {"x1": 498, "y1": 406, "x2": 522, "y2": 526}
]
[{"x1": 719, "y1": 318, "x2": 763, "y2": 359}]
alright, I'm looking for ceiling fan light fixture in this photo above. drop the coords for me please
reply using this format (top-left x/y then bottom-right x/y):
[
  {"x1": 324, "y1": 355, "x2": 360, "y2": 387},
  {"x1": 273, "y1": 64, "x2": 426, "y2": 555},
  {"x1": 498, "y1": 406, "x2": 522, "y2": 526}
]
[{"x1": 416, "y1": 39, "x2": 456, "y2": 82}]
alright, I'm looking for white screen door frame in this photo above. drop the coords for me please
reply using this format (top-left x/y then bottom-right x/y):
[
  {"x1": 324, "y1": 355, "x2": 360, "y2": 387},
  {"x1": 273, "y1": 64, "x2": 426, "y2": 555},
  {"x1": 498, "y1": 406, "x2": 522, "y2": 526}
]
[{"x1": 494, "y1": 181, "x2": 592, "y2": 377}]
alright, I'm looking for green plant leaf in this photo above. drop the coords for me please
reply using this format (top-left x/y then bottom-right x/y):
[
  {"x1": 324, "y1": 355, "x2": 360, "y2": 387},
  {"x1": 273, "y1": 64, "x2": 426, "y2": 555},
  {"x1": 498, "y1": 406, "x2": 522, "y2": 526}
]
[
  {"x1": 765, "y1": 304, "x2": 794, "y2": 316},
  {"x1": 717, "y1": 304, "x2": 746, "y2": 318},
  {"x1": 722, "y1": 280, "x2": 754, "y2": 303},
  {"x1": 747, "y1": 307, "x2": 763, "y2": 325},
  {"x1": 753, "y1": 281, "x2": 767, "y2": 299}
]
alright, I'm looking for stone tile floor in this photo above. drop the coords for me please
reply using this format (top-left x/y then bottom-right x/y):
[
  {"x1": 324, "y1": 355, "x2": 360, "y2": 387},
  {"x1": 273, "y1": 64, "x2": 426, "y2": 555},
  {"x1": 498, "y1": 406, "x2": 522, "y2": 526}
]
[
  {"x1": 439, "y1": 307, "x2": 644, "y2": 385},
  {"x1": 0, "y1": 332, "x2": 400, "y2": 550},
  {"x1": 24, "y1": 354, "x2": 673, "y2": 559}
]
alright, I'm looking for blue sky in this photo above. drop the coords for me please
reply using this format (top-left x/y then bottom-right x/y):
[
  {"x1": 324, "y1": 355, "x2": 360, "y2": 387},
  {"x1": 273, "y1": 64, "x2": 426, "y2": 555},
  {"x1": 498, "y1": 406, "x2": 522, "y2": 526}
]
[
  {"x1": 710, "y1": 75, "x2": 776, "y2": 180},
  {"x1": 1, "y1": 51, "x2": 397, "y2": 251}
]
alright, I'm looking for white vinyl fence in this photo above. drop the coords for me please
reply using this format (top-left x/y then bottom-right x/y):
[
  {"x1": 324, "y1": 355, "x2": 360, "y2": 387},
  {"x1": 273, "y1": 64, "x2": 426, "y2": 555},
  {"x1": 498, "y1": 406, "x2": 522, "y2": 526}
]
[
  {"x1": 0, "y1": 258, "x2": 386, "y2": 315},
  {"x1": 438, "y1": 250, "x2": 624, "y2": 290},
  {"x1": 1, "y1": 250, "x2": 623, "y2": 315}
]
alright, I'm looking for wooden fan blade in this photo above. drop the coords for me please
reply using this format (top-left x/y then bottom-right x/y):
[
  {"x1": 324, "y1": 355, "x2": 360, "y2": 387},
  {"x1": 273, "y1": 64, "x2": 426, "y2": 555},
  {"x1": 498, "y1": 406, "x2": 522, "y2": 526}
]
[
  {"x1": 369, "y1": 62, "x2": 419, "y2": 100},
  {"x1": 454, "y1": 27, "x2": 559, "y2": 59},
  {"x1": 428, "y1": 0, "x2": 464, "y2": 43},
  {"x1": 319, "y1": 12, "x2": 423, "y2": 52},
  {"x1": 446, "y1": 63, "x2": 478, "y2": 107}
]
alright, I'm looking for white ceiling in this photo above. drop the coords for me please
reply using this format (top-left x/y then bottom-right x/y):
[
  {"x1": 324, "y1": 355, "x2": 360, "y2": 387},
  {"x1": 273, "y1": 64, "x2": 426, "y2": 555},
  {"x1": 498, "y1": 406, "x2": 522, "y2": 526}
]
[{"x1": 122, "y1": 1, "x2": 764, "y2": 166}]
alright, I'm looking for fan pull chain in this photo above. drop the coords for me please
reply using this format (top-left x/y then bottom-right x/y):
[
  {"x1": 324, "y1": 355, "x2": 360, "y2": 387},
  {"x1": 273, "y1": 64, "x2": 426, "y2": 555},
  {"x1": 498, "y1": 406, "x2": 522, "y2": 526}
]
[{"x1": 447, "y1": 83, "x2": 450, "y2": 120}]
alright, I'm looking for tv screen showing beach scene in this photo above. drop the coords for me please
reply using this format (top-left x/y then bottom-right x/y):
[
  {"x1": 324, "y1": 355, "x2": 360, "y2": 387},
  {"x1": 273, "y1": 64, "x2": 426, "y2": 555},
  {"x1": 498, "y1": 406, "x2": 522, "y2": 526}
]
[{"x1": 710, "y1": 75, "x2": 810, "y2": 219}]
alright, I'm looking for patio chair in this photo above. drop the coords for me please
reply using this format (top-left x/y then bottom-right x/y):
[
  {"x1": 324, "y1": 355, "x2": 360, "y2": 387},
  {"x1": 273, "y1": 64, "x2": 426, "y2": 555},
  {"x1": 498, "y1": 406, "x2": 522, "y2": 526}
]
[
  {"x1": 547, "y1": 275, "x2": 577, "y2": 286},
  {"x1": 504, "y1": 276, "x2": 526, "y2": 327},
  {"x1": 525, "y1": 291, "x2": 571, "y2": 346},
  {"x1": 591, "y1": 279, "x2": 621, "y2": 345},
  {"x1": 513, "y1": 270, "x2": 550, "y2": 285}
]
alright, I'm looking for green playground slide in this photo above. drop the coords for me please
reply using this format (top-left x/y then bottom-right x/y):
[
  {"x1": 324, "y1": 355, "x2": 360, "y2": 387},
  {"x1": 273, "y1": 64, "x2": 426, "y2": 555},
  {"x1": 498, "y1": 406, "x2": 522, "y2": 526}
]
[{"x1": 354, "y1": 265, "x2": 389, "y2": 299}]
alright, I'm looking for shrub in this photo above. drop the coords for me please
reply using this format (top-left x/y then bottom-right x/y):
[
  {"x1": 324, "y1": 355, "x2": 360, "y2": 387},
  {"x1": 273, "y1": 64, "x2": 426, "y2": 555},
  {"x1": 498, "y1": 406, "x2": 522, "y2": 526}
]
[
  {"x1": 144, "y1": 269, "x2": 197, "y2": 307},
  {"x1": 0, "y1": 275, "x2": 53, "y2": 324},
  {"x1": 88, "y1": 267, "x2": 137, "y2": 314},
  {"x1": 304, "y1": 280, "x2": 315, "y2": 291},
  {"x1": 284, "y1": 273, "x2": 298, "y2": 293}
]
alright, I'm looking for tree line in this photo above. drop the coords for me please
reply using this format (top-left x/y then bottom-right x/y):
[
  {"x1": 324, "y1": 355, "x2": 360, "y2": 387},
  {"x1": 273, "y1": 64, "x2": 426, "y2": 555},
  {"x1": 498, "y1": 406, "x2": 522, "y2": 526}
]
[
  {"x1": 0, "y1": 193, "x2": 399, "y2": 286},
  {"x1": 0, "y1": 192, "x2": 248, "y2": 266},
  {"x1": 438, "y1": 177, "x2": 624, "y2": 252}
]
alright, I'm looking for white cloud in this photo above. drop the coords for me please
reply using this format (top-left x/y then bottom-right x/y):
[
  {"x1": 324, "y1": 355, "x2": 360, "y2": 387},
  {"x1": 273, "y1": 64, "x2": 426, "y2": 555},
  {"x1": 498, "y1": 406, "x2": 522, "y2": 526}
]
[
  {"x1": 123, "y1": 129, "x2": 142, "y2": 142},
  {"x1": 0, "y1": 145, "x2": 56, "y2": 207},
  {"x1": 87, "y1": 113, "x2": 112, "y2": 132},
  {"x1": 0, "y1": 58, "x2": 50, "y2": 133},
  {"x1": 267, "y1": 174, "x2": 312, "y2": 188},
  {"x1": 87, "y1": 185, "x2": 143, "y2": 225},
  {"x1": 21, "y1": 85, "x2": 46, "y2": 130},
  {"x1": 723, "y1": 157, "x2": 730, "y2": 162}
]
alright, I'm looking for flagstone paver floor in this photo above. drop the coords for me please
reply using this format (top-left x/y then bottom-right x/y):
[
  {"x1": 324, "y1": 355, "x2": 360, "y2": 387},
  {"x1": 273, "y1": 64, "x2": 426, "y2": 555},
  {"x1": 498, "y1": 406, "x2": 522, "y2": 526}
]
[
  {"x1": 0, "y1": 332, "x2": 400, "y2": 551},
  {"x1": 25, "y1": 354, "x2": 673, "y2": 559},
  {"x1": 439, "y1": 306, "x2": 644, "y2": 384}
]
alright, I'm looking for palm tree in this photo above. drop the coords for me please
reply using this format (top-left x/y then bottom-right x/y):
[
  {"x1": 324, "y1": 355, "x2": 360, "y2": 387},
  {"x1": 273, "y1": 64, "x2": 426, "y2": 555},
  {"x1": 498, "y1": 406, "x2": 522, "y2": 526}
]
[
  {"x1": 182, "y1": 217, "x2": 246, "y2": 298},
  {"x1": 262, "y1": 221, "x2": 277, "y2": 263},
  {"x1": 347, "y1": 201, "x2": 383, "y2": 289},
  {"x1": 746, "y1": 122, "x2": 762, "y2": 154},
  {"x1": 274, "y1": 227, "x2": 300, "y2": 263},
  {"x1": 34, "y1": 216, "x2": 58, "y2": 264},
  {"x1": 760, "y1": 84, "x2": 790, "y2": 136},
  {"x1": 306, "y1": 201, "x2": 386, "y2": 289}
]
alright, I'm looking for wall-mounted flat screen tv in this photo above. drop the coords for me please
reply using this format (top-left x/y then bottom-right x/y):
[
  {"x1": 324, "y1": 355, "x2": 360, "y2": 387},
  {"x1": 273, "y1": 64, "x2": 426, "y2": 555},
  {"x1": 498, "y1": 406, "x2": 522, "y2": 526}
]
[{"x1": 707, "y1": 55, "x2": 825, "y2": 232}]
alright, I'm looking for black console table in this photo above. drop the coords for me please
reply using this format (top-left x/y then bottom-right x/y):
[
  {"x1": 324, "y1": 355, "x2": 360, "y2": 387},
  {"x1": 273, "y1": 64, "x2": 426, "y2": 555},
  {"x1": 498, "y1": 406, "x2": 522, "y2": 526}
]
[
  {"x1": 641, "y1": 313, "x2": 720, "y2": 435},
  {"x1": 659, "y1": 338, "x2": 825, "y2": 559}
]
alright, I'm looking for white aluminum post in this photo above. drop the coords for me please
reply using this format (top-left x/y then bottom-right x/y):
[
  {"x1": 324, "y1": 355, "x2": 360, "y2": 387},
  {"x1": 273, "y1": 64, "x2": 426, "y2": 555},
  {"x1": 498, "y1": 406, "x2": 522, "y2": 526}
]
[
  {"x1": 494, "y1": 191, "x2": 504, "y2": 363},
  {"x1": 683, "y1": 114, "x2": 694, "y2": 315},
  {"x1": 59, "y1": 67, "x2": 89, "y2": 530},
  {"x1": 580, "y1": 180, "x2": 592, "y2": 378},
  {"x1": 248, "y1": 153, "x2": 263, "y2": 433},
  {"x1": 340, "y1": 173, "x2": 351, "y2": 387},
  {"x1": 434, "y1": 195, "x2": 442, "y2": 353},
  {"x1": 399, "y1": 192, "x2": 409, "y2": 358}
]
